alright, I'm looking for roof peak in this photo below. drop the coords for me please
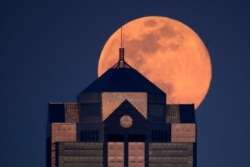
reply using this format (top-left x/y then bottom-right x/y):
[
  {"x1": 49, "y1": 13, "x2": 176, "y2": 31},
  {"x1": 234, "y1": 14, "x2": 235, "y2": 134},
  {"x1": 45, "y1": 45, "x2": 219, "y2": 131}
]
[{"x1": 112, "y1": 47, "x2": 131, "y2": 69}]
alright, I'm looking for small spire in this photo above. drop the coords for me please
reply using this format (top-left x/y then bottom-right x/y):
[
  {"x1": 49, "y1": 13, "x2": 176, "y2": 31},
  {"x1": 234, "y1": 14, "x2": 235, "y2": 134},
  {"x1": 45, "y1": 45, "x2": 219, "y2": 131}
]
[
  {"x1": 112, "y1": 26, "x2": 131, "y2": 69},
  {"x1": 119, "y1": 27, "x2": 125, "y2": 67}
]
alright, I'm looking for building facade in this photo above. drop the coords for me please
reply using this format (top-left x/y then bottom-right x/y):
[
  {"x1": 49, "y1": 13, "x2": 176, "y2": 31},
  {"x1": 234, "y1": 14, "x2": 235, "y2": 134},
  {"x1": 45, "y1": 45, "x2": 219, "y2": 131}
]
[{"x1": 46, "y1": 48, "x2": 196, "y2": 167}]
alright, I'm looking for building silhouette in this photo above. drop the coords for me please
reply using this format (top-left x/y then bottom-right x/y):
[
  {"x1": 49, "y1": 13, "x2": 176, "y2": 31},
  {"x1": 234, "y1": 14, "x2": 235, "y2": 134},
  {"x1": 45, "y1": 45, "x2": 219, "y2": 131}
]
[{"x1": 47, "y1": 47, "x2": 196, "y2": 167}]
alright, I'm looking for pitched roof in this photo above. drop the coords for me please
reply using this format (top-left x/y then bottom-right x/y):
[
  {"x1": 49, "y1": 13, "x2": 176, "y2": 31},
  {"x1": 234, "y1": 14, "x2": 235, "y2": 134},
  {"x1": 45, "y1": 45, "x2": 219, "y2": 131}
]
[{"x1": 79, "y1": 67, "x2": 165, "y2": 95}]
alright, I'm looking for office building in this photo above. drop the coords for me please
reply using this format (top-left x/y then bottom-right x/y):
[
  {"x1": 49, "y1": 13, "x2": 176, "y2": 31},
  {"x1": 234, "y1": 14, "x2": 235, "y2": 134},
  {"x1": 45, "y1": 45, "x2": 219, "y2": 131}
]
[{"x1": 47, "y1": 47, "x2": 196, "y2": 167}]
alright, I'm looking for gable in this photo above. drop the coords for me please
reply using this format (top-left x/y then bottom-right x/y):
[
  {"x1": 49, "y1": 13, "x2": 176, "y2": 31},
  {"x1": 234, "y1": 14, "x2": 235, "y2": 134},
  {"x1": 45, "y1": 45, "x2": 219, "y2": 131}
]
[{"x1": 104, "y1": 100, "x2": 148, "y2": 134}]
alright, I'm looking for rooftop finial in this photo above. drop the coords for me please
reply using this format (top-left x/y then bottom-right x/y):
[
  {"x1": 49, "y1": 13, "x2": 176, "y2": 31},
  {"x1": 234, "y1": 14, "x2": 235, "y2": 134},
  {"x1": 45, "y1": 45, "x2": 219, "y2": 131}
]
[
  {"x1": 112, "y1": 26, "x2": 131, "y2": 69},
  {"x1": 119, "y1": 27, "x2": 125, "y2": 67}
]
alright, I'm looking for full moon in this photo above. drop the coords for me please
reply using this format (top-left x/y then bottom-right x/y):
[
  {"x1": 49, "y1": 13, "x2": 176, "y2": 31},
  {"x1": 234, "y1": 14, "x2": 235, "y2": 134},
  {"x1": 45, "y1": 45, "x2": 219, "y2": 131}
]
[{"x1": 98, "y1": 16, "x2": 212, "y2": 110}]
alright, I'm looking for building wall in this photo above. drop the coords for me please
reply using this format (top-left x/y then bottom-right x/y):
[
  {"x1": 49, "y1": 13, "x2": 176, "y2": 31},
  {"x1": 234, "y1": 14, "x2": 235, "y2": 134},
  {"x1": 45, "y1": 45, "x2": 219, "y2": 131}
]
[
  {"x1": 171, "y1": 124, "x2": 196, "y2": 142},
  {"x1": 49, "y1": 96, "x2": 196, "y2": 167},
  {"x1": 149, "y1": 143, "x2": 194, "y2": 167},
  {"x1": 56, "y1": 142, "x2": 194, "y2": 167},
  {"x1": 56, "y1": 142, "x2": 103, "y2": 167},
  {"x1": 78, "y1": 93, "x2": 102, "y2": 123},
  {"x1": 51, "y1": 123, "x2": 76, "y2": 167}
]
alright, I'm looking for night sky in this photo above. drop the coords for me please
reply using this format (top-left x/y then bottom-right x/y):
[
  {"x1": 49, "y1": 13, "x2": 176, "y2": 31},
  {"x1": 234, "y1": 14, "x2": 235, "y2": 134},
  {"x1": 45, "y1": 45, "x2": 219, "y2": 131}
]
[{"x1": 1, "y1": 1, "x2": 250, "y2": 167}]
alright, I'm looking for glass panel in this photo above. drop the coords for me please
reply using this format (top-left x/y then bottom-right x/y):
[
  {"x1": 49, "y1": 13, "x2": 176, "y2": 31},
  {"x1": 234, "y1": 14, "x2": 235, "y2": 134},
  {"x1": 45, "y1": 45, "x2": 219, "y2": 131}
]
[
  {"x1": 51, "y1": 123, "x2": 76, "y2": 143},
  {"x1": 171, "y1": 124, "x2": 196, "y2": 142},
  {"x1": 64, "y1": 103, "x2": 80, "y2": 123},
  {"x1": 149, "y1": 143, "x2": 194, "y2": 166},
  {"x1": 108, "y1": 142, "x2": 124, "y2": 167},
  {"x1": 51, "y1": 123, "x2": 76, "y2": 167},
  {"x1": 166, "y1": 104, "x2": 180, "y2": 123},
  {"x1": 129, "y1": 142, "x2": 145, "y2": 167},
  {"x1": 57, "y1": 142, "x2": 103, "y2": 167},
  {"x1": 80, "y1": 130, "x2": 99, "y2": 141}
]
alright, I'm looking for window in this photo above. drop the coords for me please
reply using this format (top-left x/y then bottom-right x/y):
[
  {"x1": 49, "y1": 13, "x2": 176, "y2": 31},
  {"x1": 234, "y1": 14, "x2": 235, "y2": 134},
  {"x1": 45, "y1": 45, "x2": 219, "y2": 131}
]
[
  {"x1": 80, "y1": 130, "x2": 99, "y2": 141},
  {"x1": 151, "y1": 130, "x2": 168, "y2": 142}
]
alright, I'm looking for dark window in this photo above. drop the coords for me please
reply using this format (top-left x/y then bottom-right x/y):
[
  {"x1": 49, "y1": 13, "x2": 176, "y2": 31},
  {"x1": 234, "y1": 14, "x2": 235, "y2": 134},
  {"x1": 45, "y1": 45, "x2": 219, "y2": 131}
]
[
  {"x1": 128, "y1": 135, "x2": 145, "y2": 141},
  {"x1": 151, "y1": 130, "x2": 168, "y2": 142},
  {"x1": 107, "y1": 134, "x2": 124, "y2": 141},
  {"x1": 80, "y1": 130, "x2": 99, "y2": 141}
]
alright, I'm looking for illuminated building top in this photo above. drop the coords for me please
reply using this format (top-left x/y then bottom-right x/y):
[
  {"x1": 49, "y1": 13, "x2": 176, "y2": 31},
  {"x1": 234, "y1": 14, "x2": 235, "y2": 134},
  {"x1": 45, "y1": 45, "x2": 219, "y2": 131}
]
[{"x1": 47, "y1": 41, "x2": 197, "y2": 167}]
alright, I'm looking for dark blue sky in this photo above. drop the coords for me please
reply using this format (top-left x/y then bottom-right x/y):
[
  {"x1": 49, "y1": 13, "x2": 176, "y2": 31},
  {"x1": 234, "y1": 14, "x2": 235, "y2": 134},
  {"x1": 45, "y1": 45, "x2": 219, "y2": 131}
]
[{"x1": 1, "y1": 1, "x2": 250, "y2": 167}]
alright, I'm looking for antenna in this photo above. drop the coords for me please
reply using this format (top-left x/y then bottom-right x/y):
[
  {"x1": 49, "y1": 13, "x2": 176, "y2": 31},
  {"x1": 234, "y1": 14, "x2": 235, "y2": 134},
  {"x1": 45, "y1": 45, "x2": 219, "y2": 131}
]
[{"x1": 120, "y1": 26, "x2": 123, "y2": 48}]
